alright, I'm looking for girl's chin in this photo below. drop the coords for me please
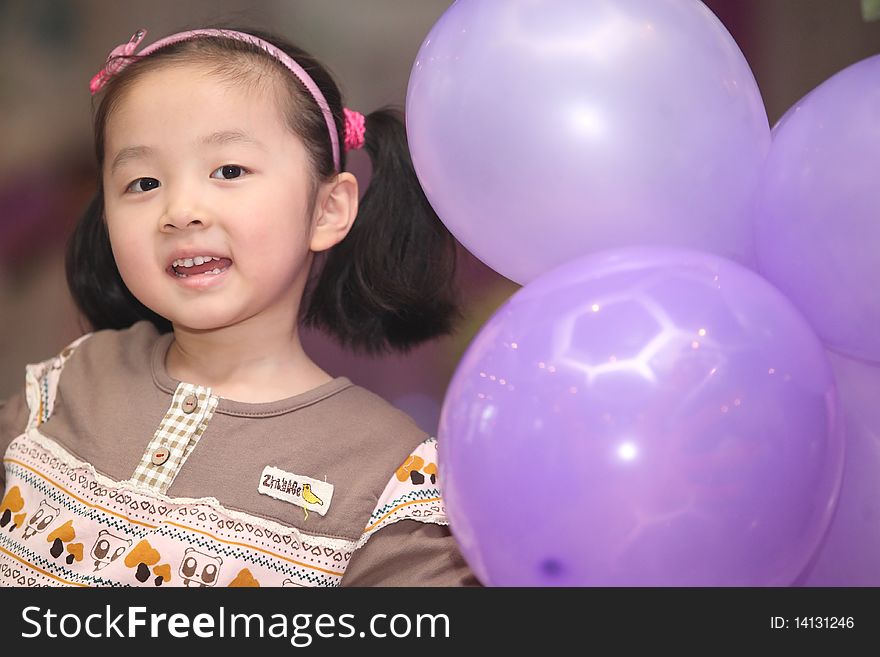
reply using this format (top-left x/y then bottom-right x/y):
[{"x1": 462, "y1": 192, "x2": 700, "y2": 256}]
[{"x1": 168, "y1": 318, "x2": 235, "y2": 332}]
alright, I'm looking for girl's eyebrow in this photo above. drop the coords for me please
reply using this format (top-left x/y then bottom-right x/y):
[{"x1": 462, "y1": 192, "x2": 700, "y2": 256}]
[{"x1": 109, "y1": 130, "x2": 267, "y2": 174}]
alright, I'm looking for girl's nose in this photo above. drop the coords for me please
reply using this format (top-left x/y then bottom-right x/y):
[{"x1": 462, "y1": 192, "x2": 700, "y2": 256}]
[
  {"x1": 162, "y1": 214, "x2": 205, "y2": 231},
  {"x1": 160, "y1": 195, "x2": 209, "y2": 231}
]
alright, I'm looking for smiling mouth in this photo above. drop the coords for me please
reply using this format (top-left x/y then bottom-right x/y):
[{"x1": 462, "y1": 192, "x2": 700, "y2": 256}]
[{"x1": 169, "y1": 257, "x2": 234, "y2": 277}]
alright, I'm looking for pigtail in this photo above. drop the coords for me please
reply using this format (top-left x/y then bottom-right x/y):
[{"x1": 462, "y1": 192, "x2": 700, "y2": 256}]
[
  {"x1": 66, "y1": 189, "x2": 171, "y2": 334},
  {"x1": 302, "y1": 106, "x2": 462, "y2": 355}
]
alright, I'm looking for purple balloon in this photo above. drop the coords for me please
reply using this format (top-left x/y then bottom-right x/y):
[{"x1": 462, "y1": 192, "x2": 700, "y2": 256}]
[
  {"x1": 799, "y1": 351, "x2": 880, "y2": 585},
  {"x1": 755, "y1": 54, "x2": 880, "y2": 363},
  {"x1": 406, "y1": 0, "x2": 769, "y2": 285},
  {"x1": 438, "y1": 247, "x2": 843, "y2": 586}
]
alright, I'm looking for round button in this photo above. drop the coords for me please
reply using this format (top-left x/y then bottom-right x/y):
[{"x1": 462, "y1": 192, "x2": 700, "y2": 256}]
[
  {"x1": 151, "y1": 447, "x2": 170, "y2": 466},
  {"x1": 182, "y1": 394, "x2": 199, "y2": 414}
]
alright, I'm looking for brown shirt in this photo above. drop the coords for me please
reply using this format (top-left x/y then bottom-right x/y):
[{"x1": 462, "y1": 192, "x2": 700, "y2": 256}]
[{"x1": 0, "y1": 321, "x2": 479, "y2": 587}]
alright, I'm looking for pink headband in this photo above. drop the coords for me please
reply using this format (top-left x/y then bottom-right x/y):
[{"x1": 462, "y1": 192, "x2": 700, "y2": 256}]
[{"x1": 89, "y1": 28, "x2": 366, "y2": 170}]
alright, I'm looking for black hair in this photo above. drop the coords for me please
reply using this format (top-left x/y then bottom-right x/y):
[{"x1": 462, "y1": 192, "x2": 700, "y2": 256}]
[{"x1": 66, "y1": 25, "x2": 461, "y2": 355}]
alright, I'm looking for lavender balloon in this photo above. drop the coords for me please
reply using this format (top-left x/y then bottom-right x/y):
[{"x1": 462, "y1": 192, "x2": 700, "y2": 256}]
[
  {"x1": 799, "y1": 351, "x2": 880, "y2": 585},
  {"x1": 406, "y1": 0, "x2": 769, "y2": 285},
  {"x1": 755, "y1": 54, "x2": 880, "y2": 363},
  {"x1": 438, "y1": 247, "x2": 843, "y2": 586}
]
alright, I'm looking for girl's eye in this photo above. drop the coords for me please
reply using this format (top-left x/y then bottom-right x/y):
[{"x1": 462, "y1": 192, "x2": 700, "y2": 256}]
[
  {"x1": 126, "y1": 178, "x2": 160, "y2": 194},
  {"x1": 211, "y1": 164, "x2": 248, "y2": 180},
  {"x1": 123, "y1": 165, "x2": 247, "y2": 193}
]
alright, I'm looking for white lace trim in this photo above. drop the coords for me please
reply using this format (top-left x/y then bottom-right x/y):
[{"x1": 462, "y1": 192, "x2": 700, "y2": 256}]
[
  {"x1": 19, "y1": 429, "x2": 357, "y2": 555},
  {"x1": 354, "y1": 514, "x2": 449, "y2": 551}
]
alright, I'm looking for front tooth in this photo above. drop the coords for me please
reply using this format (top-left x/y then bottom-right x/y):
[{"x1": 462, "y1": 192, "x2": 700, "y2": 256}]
[
  {"x1": 211, "y1": 268, "x2": 221, "y2": 274},
  {"x1": 193, "y1": 256, "x2": 205, "y2": 265},
  {"x1": 183, "y1": 258, "x2": 194, "y2": 267}
]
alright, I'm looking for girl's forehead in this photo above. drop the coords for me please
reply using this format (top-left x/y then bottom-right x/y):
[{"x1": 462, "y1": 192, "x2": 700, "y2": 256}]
[
  {"x1": 110, "y1": 64, "x2": 285, "y2": 127},
  {"x1": 104, "y1": 65, "x2": 301, "y2": 163}
]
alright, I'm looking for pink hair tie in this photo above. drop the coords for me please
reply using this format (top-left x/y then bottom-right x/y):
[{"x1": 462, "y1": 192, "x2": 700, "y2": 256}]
[
  {"x1": 89, "y1": 28, "x2": 361, "y2": 171},
  {"x1": 343, "y1": 108, "x2": 366, "y2": 152},
  {"x1": 89, "y1": 28, "x2": 147, "y2": 95}
]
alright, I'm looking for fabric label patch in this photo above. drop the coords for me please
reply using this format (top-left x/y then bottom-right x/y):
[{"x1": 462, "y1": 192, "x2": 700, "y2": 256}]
[{"x1": 258, "y1": 466, "x2": 334, "y2": 517}]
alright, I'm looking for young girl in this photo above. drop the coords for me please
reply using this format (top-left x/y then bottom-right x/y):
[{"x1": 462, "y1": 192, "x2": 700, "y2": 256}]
[{"x1": 0, "y1": 25, "x2": 479, "y2": 587}]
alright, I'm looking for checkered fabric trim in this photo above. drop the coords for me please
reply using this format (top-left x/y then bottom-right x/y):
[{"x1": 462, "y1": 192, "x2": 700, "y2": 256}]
[{"x1": 129, "y1": 383, "x2": 219, "y2": 495}]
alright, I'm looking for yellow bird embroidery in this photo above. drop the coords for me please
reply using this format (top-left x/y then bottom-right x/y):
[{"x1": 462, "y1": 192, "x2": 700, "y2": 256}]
[
  {"x1": 302, "y1": 484, "x2": 323, "y2": 506},
  {"x1": 301, "y1": 484, "x2": 324, "y2": 522}
]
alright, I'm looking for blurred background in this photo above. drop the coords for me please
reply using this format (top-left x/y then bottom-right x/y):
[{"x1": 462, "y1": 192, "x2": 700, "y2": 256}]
[{"x1": 1, "y1": 0, "x2": 878, "y2": 435}]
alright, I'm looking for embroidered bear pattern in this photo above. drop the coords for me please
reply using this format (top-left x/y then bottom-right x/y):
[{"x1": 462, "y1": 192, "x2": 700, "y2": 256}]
[
  {"x1": 0, "y1": 431, "x2": 357, "y2": 587},
  {"x1": 90, "y1": 529, "x2": 132, "y2": 572},
  {"x1": 178, "y1": 547, "x2": 222, "y2": 587}
]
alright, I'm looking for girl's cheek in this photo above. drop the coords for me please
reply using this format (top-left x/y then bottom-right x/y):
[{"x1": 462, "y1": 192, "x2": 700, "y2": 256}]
[
  {"x1": 240, "y1": 213, "x2": 276, "y2": 236},
  {"x1": 107, "y1": 229, "x2": 147, "y2": 269}
]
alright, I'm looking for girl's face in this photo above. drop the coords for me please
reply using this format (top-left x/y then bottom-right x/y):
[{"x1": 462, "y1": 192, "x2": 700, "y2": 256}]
[{"x1": 102, "y1": 63, "x2": 319, "y2": 332}]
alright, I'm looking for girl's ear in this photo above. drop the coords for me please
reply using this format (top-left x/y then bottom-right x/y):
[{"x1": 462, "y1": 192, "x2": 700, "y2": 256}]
[{"x1": 310, "y1": 172, "x2": 358, "y2": 252}]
